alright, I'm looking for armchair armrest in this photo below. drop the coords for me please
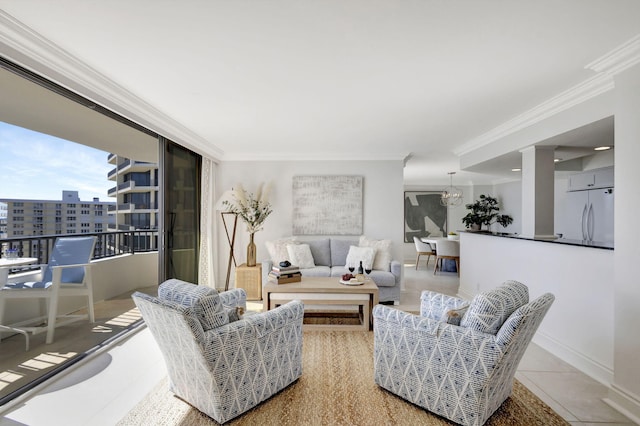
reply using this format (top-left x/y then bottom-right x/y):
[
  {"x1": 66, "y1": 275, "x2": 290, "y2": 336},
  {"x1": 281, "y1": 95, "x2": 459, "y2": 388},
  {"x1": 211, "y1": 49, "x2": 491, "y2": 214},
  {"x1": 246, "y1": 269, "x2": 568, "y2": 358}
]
[
  {"x1": 203, "y1": 300, "x2": 304, "y2": 346},
  {"x1": 261, "y1": 260, "x2": 273, "y2": 285},
  {"x1": 51, "y1": 262, "x2": 92, "y2": 284},
  {"x1": 419, "y1": 290, "x2": 467, "y2": 321},
  {"x1": 373, "y1": 304, "x2": 440, "y2": 335},
  {"x1": 219, "y1": 288, "x2": 247, "y2": 310},
  {"x1": 390, "y1": 260, "x2": 402, "y2": 284}
]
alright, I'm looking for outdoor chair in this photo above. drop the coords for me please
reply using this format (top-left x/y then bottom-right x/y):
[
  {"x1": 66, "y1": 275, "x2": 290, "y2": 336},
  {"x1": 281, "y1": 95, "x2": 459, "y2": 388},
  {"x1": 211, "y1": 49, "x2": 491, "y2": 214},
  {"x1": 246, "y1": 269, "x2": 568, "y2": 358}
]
[
  {"x1": 373, "y1": 281, "x2": 554, "y2": 426},
  {"x1": 0, "y1": 236, "x2": 97, "y2": 349},
  {"x1": 132, "y1": 279, "x2": 304, "y2": 424}
]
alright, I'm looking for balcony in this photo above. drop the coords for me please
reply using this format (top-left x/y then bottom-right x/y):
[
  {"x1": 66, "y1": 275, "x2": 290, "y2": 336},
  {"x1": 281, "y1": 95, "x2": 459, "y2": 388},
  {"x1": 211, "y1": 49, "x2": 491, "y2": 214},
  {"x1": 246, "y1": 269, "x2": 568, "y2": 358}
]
[
  {"x1": 107, "y1": 180, "x2": 158, "y2": 197},
  {"x1": 0, "y1": 231, "x2": 159, "y2": 404},
  {"x1": 108, "y1": 203, "x2": 157, "y2": 213}
]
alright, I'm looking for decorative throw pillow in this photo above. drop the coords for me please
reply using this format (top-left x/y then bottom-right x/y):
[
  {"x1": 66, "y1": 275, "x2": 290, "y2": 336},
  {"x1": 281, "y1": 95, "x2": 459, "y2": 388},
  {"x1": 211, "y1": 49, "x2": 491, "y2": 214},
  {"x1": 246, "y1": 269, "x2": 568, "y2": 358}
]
[
  {"x1": 440, "y1": 304, "x2": 469, "y2": 326},
  {"x1": 265, "y1": 237, "x2": 298, "y2": 264},
  {"x1": 345, "y1": 245, "x2": 376, "y2": 270},
  {"x1": 158, "y1": 279, "x2": 229, "y2": 330},
  {"x1": 359, "y1": 236, "x2": 392, "y2": 271},
  {"x1": 287, "y1": 243, "x2": 316, "y2": 269},
  {"x1": 460, "y1": 291, "x2": 505, "y2": 335}
]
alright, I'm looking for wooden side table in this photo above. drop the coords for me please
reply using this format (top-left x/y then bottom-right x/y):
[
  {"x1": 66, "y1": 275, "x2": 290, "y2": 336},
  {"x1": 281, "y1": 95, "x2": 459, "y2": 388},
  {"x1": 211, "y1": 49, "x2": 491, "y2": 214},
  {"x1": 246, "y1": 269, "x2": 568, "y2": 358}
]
[{"x1": 235, "y1": 263, "x2": 262, "y2": 300}]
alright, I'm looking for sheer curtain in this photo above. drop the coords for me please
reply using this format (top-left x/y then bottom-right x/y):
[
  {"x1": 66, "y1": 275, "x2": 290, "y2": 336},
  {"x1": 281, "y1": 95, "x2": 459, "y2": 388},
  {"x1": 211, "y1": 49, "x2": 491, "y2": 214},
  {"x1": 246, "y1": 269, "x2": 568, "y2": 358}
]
[{"x1": 199, "y1": 156, "x2": 217, "y2": 288}]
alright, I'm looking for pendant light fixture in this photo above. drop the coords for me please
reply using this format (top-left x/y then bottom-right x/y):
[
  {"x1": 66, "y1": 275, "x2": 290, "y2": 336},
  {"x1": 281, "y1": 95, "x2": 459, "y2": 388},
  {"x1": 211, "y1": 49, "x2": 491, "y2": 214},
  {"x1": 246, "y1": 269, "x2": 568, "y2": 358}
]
[{"x1": 441, "y1": 172, "x2": 463, "y2": 207}]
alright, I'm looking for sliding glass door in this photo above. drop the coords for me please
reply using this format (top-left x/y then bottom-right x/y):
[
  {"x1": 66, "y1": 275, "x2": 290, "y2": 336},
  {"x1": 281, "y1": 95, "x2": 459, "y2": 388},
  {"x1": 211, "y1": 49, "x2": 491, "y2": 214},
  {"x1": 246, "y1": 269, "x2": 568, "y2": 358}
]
[{"x1": 160, "y1": 138, "x2": 201, "y2": 283}]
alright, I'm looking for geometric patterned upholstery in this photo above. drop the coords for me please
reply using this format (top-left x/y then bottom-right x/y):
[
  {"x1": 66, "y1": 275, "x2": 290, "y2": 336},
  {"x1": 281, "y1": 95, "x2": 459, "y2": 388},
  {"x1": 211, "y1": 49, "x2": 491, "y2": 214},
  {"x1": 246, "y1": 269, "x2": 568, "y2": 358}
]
[
  {"x1": 157, "y1": 279, "x2": 228, "y2": 330},
  {"x1": 420, "y1": 291, "x2": 469, "y2": 325},
  {"x1": 460, "y1": 280, "x2": 529, "y2": 335},
  {"x1": 373, "y1": 282, "x2": 554, "y2": 426},
  {"x1": 132, "y1": 281, "x2": 304, "y2": 423}
]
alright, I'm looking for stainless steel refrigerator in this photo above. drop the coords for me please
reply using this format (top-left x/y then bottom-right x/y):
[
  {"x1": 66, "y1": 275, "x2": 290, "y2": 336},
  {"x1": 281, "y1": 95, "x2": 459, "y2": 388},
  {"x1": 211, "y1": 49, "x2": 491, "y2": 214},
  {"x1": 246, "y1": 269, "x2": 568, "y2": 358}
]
[{"x1": 562, "y1": 187, "x2": 614, "y2": 243}]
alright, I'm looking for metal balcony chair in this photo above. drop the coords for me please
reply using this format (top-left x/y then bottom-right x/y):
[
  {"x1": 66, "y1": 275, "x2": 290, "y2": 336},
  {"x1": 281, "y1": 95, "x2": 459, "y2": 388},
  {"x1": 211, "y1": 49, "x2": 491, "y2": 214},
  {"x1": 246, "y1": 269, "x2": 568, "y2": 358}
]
[{"x1": 0, "y1": 236, "x2": 97, "y2": 350}]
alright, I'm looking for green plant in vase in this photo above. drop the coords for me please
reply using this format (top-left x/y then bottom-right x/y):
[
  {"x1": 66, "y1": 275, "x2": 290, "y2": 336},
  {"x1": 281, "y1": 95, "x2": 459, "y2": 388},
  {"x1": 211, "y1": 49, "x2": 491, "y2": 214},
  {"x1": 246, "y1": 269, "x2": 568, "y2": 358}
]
[{"x1": 461, "y1": 194, "x2": 513, "y2": 231}]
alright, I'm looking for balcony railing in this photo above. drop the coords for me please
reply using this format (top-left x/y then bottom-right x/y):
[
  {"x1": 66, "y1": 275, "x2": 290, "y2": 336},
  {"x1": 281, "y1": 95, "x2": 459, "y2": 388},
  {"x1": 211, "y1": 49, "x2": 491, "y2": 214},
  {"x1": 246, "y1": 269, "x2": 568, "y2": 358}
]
[{"x1": 0, "y1": 230, "x2": 159, "y2": 264}]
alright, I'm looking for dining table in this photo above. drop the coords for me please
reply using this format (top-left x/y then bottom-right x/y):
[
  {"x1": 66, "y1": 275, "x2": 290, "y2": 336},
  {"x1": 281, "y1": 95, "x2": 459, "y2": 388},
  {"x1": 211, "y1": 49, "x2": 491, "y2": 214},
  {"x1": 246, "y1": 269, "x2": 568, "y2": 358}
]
[{"x1": 420, "y1": 236, "x2": 459, "y2": 273}]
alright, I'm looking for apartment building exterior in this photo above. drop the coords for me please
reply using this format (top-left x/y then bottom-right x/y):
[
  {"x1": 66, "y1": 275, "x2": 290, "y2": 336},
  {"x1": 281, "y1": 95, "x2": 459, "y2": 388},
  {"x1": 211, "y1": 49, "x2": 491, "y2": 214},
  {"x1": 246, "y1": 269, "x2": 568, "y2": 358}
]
[
  {"x1": 0, "y1": 202, "x2": 7, "y2": 238},
  {"x1": 107, "y1": 153, "x2": 159, "y2": 248},
  {"x1": 0, "y1": 191, "x2": 114, "y2": 238}
]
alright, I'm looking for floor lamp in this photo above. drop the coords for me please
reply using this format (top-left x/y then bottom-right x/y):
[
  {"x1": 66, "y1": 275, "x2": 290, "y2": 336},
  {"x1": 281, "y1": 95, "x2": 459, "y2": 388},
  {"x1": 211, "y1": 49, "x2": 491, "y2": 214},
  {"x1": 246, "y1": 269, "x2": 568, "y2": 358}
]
[{"x1": 221, "y1": 211, "x2": 238, "y2": 291}]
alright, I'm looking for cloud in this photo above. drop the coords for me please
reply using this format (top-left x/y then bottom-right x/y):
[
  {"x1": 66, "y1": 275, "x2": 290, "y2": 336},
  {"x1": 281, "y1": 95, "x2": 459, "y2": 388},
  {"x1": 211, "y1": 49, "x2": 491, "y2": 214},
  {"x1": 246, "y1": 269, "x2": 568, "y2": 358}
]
[{"x1": 0, "y1": 122, "x2": 113, "y2": 201}]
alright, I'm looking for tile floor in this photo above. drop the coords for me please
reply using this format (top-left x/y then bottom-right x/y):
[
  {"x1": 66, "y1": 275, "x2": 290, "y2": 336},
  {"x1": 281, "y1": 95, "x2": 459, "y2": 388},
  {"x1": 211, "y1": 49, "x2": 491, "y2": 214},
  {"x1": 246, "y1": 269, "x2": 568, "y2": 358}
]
[{"x1": 0, "y1": 263, "x2": 635, "y2": 425}]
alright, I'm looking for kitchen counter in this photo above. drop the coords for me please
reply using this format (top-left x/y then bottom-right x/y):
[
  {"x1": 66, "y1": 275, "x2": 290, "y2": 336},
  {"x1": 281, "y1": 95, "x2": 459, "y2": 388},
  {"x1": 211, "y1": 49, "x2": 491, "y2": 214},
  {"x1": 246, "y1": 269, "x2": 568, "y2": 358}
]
[{"x1": 461, "y1": 230, "x2": 614, "y2": 250}]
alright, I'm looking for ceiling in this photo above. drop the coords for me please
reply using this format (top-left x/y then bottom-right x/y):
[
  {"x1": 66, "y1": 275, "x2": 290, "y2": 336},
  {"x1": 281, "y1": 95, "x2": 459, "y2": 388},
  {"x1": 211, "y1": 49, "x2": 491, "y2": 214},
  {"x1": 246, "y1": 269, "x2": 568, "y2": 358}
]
[{"x1": 0, "y1": 1, "x2": 638, "y2": 185}]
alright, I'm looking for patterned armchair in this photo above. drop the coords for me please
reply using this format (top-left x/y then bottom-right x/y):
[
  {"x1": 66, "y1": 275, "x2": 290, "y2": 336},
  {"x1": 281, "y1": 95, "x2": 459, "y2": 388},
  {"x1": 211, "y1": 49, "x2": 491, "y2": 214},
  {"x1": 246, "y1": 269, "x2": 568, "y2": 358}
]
[
  {"x1": 373, "y1": 281, "x2": 554, "y2": 426},
  {"x1": 132, "y1": 279, "x2": 304, "y2": 424}
]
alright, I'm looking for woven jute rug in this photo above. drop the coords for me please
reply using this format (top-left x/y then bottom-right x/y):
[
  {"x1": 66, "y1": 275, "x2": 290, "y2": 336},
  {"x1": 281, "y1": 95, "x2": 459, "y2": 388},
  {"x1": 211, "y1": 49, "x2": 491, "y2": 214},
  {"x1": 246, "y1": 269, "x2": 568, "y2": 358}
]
[{"x1": 118, "y1": 331, "x2": 569, "y2": 426}]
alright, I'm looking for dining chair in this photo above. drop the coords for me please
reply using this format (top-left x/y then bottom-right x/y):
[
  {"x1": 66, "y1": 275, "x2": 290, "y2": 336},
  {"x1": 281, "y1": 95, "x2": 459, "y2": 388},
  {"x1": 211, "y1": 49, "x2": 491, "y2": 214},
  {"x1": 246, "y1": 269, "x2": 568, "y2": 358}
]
[
  {"x1": 0, "y1": 236, "x2": 97, "y2": 349},
  {"x1": 433, "y1": 239, "x2": 460, "y2": 276},
  {"x1": 413, "y1": 236, "x2": 435, "y2": 270}
]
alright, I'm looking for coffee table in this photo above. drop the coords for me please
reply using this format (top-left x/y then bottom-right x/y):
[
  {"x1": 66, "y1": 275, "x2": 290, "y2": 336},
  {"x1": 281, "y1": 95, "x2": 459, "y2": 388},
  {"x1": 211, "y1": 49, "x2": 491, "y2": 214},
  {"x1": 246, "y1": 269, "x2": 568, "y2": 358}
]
[{"x1": 262, "y1": 276, "x2": 379, "y2": 331}]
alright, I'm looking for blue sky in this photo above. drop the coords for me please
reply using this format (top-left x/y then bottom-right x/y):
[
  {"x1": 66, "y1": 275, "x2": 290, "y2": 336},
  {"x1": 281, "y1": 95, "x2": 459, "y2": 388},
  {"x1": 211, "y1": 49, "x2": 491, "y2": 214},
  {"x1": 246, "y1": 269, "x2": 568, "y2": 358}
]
[{"x1": 0, "y1": 121, "x2": 112, "y2": 201}]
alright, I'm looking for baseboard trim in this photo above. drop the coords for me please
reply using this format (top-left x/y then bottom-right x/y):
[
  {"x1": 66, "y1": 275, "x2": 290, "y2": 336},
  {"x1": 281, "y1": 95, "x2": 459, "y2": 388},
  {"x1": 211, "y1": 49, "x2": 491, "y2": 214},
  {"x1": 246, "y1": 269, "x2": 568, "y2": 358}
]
[
  {"x1": 604, "y1": 384, "x2": 640, "y2": 425},
  {"x1": 532, "y1": 332, "x2": 613, "y2": 386}
]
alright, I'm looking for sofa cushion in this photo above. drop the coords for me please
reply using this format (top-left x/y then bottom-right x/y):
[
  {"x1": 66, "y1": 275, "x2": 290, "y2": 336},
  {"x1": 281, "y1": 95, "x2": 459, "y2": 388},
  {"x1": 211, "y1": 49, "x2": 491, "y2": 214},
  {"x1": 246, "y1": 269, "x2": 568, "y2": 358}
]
[
  {"x1": 359, "y1": 236, "x2": 392, "y2": 271},
  {"x1": 158, "y1": 279, "x2": 229, "y2": 330},
  {"x1": 287, "y1": 243, "x2": 316, "y2": 269},
  {"x1": 345, "y1": 245, "x2": 376, "y2": 270},
  {"x1": 306, "y1": 238, "x2": 331, "y2": 266},
  {"x1": 330, "y1": 239, "x2": 358, "y2": 267},
  {"x1": 265, "y1": 237, "x2": 298, "y2": 264},
  {"x1": 366, "y1": 270, "x2": 396, "y2": 287},
  {"x1": 300, "y1": 266, "x2": 331, "y2": 277}
]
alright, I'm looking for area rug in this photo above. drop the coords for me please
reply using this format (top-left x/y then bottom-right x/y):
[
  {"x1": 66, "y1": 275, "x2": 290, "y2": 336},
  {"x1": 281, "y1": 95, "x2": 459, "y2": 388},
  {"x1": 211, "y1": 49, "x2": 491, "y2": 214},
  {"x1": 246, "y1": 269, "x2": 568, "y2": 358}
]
[{"x1": 118, "y1": 331, "x2": 569, "y2": 426}]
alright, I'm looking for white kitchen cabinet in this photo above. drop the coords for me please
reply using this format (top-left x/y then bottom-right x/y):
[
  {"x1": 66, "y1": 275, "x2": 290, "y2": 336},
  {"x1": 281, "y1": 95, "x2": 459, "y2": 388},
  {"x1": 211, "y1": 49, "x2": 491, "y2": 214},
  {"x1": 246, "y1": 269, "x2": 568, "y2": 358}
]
[{"x1": 567, "y1": 167, "x2": 614, "y2": 191}]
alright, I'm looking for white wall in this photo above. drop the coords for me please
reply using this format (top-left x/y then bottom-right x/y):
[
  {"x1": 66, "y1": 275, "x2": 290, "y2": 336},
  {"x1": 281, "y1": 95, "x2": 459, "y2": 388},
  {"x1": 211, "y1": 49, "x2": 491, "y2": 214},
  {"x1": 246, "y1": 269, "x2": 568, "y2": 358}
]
[
  {"x1": 459, "y1": 232, "x2": 614, "y2": 384},
  {"x1": 492, "y1": 180, "x2": 521, "y2": 234},
  {"x1": 610, "y1": 64, "x2": 640, "y2": 419},
  {"x1": 217, "y1": 160, "x2": 404, "y2": 287}
]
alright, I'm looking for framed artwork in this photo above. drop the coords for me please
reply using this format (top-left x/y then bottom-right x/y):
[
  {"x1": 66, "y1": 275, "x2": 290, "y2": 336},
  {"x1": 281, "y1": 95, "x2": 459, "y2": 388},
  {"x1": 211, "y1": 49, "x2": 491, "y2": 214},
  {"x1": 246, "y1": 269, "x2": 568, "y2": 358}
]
[
  {"x1": 404, "y1": 191, "x2": 447, "y2": 243},
  {"x1": 292, "y1": 175, "x2": 363, "y2": 235}
]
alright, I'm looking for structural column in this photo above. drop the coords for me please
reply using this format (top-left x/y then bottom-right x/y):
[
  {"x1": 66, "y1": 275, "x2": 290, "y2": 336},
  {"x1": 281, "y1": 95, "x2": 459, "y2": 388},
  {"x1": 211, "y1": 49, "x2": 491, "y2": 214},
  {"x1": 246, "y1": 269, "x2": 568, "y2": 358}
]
[{"x1": 520, "y1": 146, "x2": 556, "y2": 239}]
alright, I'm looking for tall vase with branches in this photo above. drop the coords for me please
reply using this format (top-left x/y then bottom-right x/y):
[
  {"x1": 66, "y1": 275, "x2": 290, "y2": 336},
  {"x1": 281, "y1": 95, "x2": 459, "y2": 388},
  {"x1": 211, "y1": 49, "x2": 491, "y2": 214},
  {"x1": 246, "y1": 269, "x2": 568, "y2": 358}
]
[{"x1": 223, "y1": 182, "x2": 273, "y2": 267}]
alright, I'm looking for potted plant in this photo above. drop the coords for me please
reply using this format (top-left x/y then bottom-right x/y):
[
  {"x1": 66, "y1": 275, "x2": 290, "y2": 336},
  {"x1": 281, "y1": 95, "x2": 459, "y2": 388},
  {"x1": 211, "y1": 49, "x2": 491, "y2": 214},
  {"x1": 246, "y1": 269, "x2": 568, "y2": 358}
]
[{"x1": 461, "y1": 194, "x2": 513, "y2": 231}]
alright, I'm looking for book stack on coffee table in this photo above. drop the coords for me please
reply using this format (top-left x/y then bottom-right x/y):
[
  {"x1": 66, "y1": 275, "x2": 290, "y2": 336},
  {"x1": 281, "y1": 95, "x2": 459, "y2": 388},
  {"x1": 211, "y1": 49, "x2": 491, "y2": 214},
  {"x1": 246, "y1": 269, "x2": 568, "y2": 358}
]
[{"x1": 268, "y1": 264, "x2": 302, "y2": 284}]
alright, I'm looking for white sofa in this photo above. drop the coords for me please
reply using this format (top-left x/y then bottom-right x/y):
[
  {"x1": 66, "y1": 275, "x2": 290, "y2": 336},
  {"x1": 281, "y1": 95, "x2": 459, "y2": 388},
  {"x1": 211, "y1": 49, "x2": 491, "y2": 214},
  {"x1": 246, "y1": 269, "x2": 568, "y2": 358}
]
[{"x1": 261, "y1": 237, "x2": 401, "y2": 303}]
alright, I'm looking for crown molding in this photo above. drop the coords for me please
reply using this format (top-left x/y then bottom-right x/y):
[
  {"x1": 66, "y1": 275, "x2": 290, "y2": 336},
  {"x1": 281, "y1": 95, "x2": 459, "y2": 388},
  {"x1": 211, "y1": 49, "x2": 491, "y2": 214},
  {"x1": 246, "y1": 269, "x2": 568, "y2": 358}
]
[
  {"x1": 454, "y1": 72, "x2": 614, "y2": 156},
  {"x1": 221, "y1": 151, "x2": 408, "y2": 162},
  {"x1": 0, "y1": 10, "x2": 224, "y2": 161},
  {"x1": 455, "y1": 33, "x2": 640, "y2": 157},
  {"x1": 585, "y1": 34, "x2": 640, "y2": 75}
]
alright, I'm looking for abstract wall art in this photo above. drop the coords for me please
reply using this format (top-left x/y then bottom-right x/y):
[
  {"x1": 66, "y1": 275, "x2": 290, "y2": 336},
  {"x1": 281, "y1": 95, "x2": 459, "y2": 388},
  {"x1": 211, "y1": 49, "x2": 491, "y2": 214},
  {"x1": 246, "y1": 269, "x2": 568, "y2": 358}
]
[
  {"x1": 404, "y1": 191, "x2": 447, "y2": 242},
  {"x1": 292, "y1": 175, "x2": 363, "y2": 235}
]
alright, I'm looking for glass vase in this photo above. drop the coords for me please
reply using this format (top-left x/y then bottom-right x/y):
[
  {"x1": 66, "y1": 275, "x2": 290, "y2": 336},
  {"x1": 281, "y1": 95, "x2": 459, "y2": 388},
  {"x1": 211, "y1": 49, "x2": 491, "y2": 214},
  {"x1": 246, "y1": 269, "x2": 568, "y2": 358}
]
[{"x1": 246, "y1": 232, "x2": 257, "y2": 267}]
